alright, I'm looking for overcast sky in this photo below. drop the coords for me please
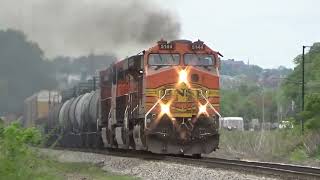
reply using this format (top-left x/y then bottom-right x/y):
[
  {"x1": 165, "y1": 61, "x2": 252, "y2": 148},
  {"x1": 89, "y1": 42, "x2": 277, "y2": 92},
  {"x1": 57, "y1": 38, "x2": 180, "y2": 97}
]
[
  {"x1": 1, "y1": 0, "x2": 319, "y2": 68},
  {"x1": 171, "y1": 0, "x2": 320, "y2": 68}
]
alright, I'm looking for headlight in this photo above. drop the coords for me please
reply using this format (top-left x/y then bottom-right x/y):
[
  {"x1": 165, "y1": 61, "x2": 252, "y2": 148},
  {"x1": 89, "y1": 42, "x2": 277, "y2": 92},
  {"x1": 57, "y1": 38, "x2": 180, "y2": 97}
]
[
  {"x1": 160, "y1": 103, "x2": 170, "y2": 115},
  {"x1": 179, "y1": 69, "x2": 188, "y2": 84},
  {"x1": 198, "y1": 102, "x2": 208, "y2": 116}
]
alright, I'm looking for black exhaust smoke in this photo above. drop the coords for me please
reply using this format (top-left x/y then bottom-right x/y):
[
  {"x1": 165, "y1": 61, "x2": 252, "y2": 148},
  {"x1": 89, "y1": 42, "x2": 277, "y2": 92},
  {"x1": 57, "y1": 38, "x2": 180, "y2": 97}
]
[{"x1": 0, "y1": 0, "x2": 181, "y2": 57}]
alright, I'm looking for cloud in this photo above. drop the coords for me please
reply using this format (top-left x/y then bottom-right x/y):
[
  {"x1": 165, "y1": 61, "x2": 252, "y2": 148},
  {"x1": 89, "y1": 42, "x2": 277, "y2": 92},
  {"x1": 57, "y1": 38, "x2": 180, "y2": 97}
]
[{"x1": 0, "y1": 0, "x2": 181, "y2": 58}]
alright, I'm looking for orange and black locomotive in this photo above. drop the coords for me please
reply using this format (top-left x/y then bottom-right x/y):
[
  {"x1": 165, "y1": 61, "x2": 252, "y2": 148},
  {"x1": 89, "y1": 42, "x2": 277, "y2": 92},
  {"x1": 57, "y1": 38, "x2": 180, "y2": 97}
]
[{"x1": 48, "y1": 39, "x2": 222, "y2": 156}]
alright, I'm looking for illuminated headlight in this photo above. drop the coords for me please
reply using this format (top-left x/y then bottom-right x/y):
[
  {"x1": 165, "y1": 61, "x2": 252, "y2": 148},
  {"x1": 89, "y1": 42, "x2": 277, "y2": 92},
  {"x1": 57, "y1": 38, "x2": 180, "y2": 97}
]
[
  {"x1": 160, "y1": 103, "x2": 170, "y2": 115},
  {"x1": 179, "y1": 69, "x2": 188, "y2": 84},
  {"x1": 198, "y1": 103, "x2": 208, "y2": 116}
]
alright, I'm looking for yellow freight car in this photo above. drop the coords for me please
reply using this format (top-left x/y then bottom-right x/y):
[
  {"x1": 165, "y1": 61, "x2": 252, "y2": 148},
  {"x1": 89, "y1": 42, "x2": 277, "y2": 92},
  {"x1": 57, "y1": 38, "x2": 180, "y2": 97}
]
[{"x1": 23, "y1": 90, "x2": 61, "y2": 127}]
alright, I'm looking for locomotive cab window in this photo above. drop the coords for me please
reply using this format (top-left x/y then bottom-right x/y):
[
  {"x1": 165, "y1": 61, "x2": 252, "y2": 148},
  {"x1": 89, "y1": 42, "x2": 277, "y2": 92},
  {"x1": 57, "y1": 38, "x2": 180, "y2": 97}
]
[
  {"x1": 184, "y1": 54, "x2": 215, "y2": 66},
  {"x1": 148, "y1": 54, "x2": 180, "y2": 68}
]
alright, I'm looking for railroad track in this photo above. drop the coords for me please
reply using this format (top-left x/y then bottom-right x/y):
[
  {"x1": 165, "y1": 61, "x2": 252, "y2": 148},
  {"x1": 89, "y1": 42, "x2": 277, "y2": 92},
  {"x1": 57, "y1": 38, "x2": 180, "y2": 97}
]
[
  {"x1": 173, "y1": 157, "x2": 320, "y2": 180},
  {"x1": 51, "y1": 147, "x2": 320, "y2": 180}
]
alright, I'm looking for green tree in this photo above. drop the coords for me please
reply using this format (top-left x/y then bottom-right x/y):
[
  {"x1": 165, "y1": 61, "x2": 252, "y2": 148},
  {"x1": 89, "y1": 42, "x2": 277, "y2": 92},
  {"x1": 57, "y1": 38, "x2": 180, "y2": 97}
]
[
  {"x1": 220, "y1": 81, "x2": 281, "y2": 129},
  {"x1": 282, "y1": 42, "x2": 320, "y2": 130},
  {"x1": 304, "y1": 93, "x2": 320, "y2": 130}
]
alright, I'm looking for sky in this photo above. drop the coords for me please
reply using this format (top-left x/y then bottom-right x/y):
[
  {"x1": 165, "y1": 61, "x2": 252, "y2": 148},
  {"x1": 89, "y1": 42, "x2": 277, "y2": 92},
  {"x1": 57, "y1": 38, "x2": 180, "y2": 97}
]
[
  {"x1": 0, "y1": 0, "x2": 319, "y2": 68},
  {"x1": 171, "y1": 0, "x2": 320, "y2": 68}
]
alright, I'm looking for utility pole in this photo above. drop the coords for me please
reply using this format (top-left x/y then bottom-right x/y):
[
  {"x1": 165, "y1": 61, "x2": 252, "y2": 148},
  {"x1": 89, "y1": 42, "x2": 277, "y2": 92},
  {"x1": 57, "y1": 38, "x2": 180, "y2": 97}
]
[
  {"x1": 301, "y1": 45, "x2": 311, "y2": 134},
  {"x1": 261, "y1": 84, "x2": 265, "y2": 131},
  {"x1": 262, "y1": 89, "x2": 265, "y2": 125},
  {"x1": 301, "y1": 46, "x2": 305, "y2": 134}
]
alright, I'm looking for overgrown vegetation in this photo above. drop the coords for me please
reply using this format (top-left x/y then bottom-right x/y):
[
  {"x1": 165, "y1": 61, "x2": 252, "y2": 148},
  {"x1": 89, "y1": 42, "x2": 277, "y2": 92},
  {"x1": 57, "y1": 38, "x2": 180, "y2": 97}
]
[
  {"x1": 282, "y1": 43, "x2": 320, "y2": 131},
  {"x1": 218, "y1": 129, "x2": 320, "y2": 165},
  {"x1": 217, "y1": 43, "x2": 320, "y2": 165},
  {"x1": 0, "y1": 122, "x2": 133, "y2": 180}
]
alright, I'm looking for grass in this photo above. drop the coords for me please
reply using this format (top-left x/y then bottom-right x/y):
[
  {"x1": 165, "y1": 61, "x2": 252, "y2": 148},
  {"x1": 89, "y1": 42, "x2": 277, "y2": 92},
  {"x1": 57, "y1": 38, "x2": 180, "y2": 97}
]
[
  {"x1": 36, "y1": 159, "x2": 135, "y2": 180},
  {"x1": 0, "y1": 147, "x2": 136, "y2": 180},
  {"x1": 218, "y1": 130, "x2": 301, "y2": 160},
  {"x1": 217, "y1": 129, "x2": 320, "y2": 165},
  {"x1": 290, "y1": 148, "x2": 308, "y2": 162}
]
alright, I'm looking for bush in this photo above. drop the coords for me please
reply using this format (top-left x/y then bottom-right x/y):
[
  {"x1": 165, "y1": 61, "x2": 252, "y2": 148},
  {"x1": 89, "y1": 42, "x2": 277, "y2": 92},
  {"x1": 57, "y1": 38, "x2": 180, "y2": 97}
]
[
  {"x1": 0, "y1": 122, "x2": 134, "y2": 180},
  {"x1": 0, "y1": 122, "x2": 50, "y2": 180},
  {"x1": 303, "y1": 131, "x2": 320, "y2": 157},
  {"x1": 303, "y1": 93, "x2": 320, "y2": 131},
  {"x1": 290, "y1": 147, "x2": 308, "y2": 162}
]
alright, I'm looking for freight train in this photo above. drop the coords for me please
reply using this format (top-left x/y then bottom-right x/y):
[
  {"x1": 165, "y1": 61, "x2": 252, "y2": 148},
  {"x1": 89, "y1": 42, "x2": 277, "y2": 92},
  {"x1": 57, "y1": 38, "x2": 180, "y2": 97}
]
[{"x1": 45, "y1": 39, "x2": 222, "y2": 156}]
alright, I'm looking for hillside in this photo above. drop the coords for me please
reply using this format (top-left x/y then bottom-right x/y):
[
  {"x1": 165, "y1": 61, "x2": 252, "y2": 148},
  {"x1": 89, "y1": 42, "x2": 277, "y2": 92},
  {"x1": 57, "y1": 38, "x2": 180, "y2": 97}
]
[
  {"x1": 219, "y1": 59, "x2": 292, "y2": 128},
  {"x1": 220, "y1": 59, "x2": 292, "y2": 89}
]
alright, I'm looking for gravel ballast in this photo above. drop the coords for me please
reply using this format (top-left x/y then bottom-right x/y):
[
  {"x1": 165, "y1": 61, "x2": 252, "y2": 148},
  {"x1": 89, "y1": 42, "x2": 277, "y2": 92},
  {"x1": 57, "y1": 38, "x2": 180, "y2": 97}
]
[{"x1": 40, "y1": 149, "x2": 280, "y2": 180}]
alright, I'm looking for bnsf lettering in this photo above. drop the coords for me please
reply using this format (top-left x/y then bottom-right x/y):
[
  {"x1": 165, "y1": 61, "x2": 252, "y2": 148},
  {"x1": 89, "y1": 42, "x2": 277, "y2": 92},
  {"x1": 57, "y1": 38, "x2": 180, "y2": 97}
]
[{"x1": 177, "y1": 89, "x2": 193, "y2": 97}]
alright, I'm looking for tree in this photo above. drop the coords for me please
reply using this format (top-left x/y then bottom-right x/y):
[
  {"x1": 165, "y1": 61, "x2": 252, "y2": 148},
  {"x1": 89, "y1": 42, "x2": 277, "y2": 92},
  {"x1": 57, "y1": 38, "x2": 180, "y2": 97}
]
[
  {"x1": 304, "y1": 93, "x2": 320, "y2": 130},
  {"x1": 0, "y1": 29, "x2": 57, "y2": 113},
  {"x1": 282, "y1": 42, "x2": 320, "y2": 130}
]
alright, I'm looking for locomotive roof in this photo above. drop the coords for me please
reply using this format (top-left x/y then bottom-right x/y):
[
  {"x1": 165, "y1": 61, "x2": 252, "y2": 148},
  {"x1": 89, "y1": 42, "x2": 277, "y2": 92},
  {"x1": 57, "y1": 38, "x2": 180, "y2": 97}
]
[{"x1": 111, "y1": 39, "x2": 222, "y2": 67}]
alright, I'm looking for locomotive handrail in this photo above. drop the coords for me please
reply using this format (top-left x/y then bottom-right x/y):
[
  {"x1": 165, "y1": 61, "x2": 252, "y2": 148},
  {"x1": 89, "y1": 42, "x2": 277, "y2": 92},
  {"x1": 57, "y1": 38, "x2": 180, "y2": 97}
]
[
  {"x1": 216, "y1": 66, "x2": 220, "y2": 77},
  {"x1": 192, "y1": 88, "x2": 222, "y2": 118},
  {"x1": 124, "y1": 92, "x2": 138, "y2": 130},
  {"x1": 107, "y1": 108, "x2": 112, "y2": 130},
  {"x1": 101, "y1": 97, "x2": 112, "y2": 101},
  {"x1": 199, "y1": 91, "x2": 221, "y2": 118},
  {"x1": 124, "y1": 94, "x2": 130, "y2": 130},
  {"x1": 144, "y1": 88, "x2": 176, "y2": 129},
  {"x1": 124, "y1": 105, "x2": 129, "y2": 130},
  {"x1": 131, "y1": 105, "x2": 139, "y2": 116}
]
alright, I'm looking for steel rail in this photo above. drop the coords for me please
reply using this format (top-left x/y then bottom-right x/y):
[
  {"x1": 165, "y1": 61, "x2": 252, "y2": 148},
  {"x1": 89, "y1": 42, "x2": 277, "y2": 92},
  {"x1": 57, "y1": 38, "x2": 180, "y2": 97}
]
[
  {"x1": 49, "y1": 147, "x2": 320, "y2": 180},
  {"x1": 171, "y1": 156, "x2": 320, "y2": 180}
]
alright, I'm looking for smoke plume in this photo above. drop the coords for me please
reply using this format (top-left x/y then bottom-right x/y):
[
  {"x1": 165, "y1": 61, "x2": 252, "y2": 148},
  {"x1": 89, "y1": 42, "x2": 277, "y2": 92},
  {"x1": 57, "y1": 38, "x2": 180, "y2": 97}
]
[{"x1": 0, "y1": 0, "x2": 181, "y2": 58}]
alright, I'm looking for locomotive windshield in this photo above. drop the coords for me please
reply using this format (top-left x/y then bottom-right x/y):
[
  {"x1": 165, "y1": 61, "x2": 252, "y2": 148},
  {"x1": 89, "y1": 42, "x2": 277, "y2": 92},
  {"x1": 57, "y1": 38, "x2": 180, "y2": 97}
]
[
  {"x1": 184, "y1": 54, "x2": 215, "y2": 66},
  {"x1": 148, "y1": 54, "x2": 180, "y2": 66}
]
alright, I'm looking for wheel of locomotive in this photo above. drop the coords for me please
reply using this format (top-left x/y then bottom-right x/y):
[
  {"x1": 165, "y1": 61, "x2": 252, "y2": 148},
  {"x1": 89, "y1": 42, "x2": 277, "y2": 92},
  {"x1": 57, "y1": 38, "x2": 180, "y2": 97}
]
[
  {"x1": 128, "y1": 128, "x2": 136, "y2": 150},
  {"x1": 121, "y1": 128, "x2": 130, "y2": 149}
]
